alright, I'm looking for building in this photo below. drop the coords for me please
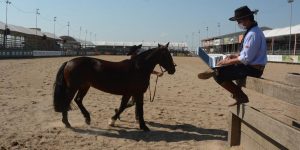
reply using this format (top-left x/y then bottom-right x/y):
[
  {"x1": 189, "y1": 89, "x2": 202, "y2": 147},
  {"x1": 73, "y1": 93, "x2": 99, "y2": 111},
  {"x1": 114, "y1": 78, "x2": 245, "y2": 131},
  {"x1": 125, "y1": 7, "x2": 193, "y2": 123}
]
[
  {"x1": 201, "y1": 27, "x2": 271, "y2": 54},
  {"x1": 264, "y1": 24, "x2": 300, "y2": 55},
  {"x1": 59, "y1": 36, "x2": 95, "y2": 51},
  {"x1": 201, "y1": 24, "x2": 300, "y2": 55},
  {"x1": 0, "y1": 21, "x2": 60, "y2": 51}
]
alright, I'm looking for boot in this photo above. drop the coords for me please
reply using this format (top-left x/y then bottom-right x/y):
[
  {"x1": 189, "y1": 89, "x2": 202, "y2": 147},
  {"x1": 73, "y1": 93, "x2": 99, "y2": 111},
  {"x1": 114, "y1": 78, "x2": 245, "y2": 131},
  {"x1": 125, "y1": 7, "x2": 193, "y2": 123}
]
[
  {"x1": 198, "y1": 69, "x2": 214, "y2": 79},
  {"x1": 220, "y1": 81, "x2": 249, "y2": 106}
]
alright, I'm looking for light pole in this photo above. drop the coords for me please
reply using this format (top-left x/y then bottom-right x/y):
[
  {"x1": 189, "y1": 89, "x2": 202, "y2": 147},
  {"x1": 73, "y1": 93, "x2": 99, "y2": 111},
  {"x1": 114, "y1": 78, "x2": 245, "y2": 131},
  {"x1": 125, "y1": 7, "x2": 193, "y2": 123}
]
[
  {"x1": 35, "y1": 8, "x2": 40, "y2": 50},
  {"x1": 53, "y1": 17, "x2": 56, "y2": 38},
  {"x1": 288, "y1": 0, "x2": 294, "y2": 55},
  {"x1": 90, "y1": 32, "x2": 92, "y2": 42},
  {"x1": 198, "y1": 30, "x2": 201, "y2": 47},
  {"x1": 85, "y1": 29, "x2": 87, "y2": 48},
  {"x1": 79, "y1": 26, "x2": 82, "y2": 40},
  {"x1": 5, "y1": 0, "x2": 11, "y2": 29},
  {"x1": 67, "y1": 21, "x2": 70, "y2": 36},
  {"x1": 53, "y1": 17, "x2": 56, "y2": 49},
  {"x1": 35, "y1": 9, "x2": 40, "y2": 36},
  {"x1": 217, "y1": 22, "x2": 221, "y2": 36},
  {"x1": 206, "y1": 26, "x2": 208, "y2": 38},
  {"x1": 3, "y1": 0, "x2": 11, "y2": 49},
  {"x1": 191, "y1": 32, "x2": 194, "y2": 51}
]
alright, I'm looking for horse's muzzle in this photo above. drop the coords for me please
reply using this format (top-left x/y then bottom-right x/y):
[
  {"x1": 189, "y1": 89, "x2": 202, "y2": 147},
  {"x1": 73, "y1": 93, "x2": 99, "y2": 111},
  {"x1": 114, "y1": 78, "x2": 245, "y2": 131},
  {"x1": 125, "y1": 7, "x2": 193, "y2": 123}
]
[
  {"x1": 168, "y1": 69, "x2": 175, "y2": 74},
  {"x1": 167, "y1": 63, "x2": 176, "y2": 74}
]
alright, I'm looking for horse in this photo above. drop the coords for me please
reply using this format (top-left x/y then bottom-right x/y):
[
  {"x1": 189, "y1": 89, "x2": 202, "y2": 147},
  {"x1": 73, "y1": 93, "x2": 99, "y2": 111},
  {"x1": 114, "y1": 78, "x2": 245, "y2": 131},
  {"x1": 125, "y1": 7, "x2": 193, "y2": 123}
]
[{"x1": 53, "y1": 43, "x2": 176, "y2": 131}]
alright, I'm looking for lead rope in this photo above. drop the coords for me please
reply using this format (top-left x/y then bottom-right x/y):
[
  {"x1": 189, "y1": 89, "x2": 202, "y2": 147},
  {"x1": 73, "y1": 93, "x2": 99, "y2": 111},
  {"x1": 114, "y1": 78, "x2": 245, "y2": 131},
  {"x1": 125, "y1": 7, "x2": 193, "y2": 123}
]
[{"x1": 149, "y1": 65, "x2": 165, "y2": 102}]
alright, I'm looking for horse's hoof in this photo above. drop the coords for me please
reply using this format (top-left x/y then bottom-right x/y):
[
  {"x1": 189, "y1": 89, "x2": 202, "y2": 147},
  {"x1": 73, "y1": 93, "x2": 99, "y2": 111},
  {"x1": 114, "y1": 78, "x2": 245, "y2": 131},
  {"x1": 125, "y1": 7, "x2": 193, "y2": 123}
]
[
  {"x1": 86, "y1": 118, "x2": 91, "y2": 125},
  {"x1": 135, "y1": 120, "x2": 139, "y2": 124},
  {"x1": 141, "y1": 126, "x2": 150, "y2": 132},
  {"x1": 64, "y1": 123, "x2": 72, "y2": 128},
  {"x1": 108, "y1": 118, "x2": 116, "y2": 126},
  {"x1": 114, "y1": 109, "x2": 121, "y2": 120},
  {"x1": 62, "y1": 120, "x2": 71, "y2": 128}
]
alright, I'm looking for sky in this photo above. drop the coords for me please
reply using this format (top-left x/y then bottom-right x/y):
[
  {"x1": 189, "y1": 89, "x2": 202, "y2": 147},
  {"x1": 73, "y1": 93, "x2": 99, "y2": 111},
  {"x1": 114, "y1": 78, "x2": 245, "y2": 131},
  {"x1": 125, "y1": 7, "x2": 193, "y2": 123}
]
[{"x1": 0, "y1": 0, "x2": 300, "y2": 47}]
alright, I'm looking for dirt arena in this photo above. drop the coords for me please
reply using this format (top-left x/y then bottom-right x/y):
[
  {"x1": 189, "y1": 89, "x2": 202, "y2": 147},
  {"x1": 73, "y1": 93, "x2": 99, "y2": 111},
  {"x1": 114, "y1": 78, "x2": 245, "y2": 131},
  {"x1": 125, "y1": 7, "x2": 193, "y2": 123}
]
[{"x1": 0, "y1": 56, "x2": 299, "y2": 150}]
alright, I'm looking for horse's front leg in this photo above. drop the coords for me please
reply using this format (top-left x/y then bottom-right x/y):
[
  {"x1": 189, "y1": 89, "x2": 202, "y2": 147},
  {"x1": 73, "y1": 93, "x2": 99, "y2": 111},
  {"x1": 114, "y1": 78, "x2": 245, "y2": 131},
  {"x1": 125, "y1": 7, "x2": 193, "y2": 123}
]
[
  {"x1": 62, "y1": 111, "x2": 71, "y2": 128},
  {"x1": 109, "y1": 95, "x2": 130, "y2": 126},
  {"x1": 134, "y1": 94, "x2": 150, "y2": 131}
]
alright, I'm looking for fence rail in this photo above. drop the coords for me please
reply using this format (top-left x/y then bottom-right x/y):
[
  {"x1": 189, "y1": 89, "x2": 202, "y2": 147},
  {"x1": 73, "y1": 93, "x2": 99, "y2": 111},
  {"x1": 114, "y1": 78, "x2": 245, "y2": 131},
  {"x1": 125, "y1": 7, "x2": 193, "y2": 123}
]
[{"x1": 228, "y1": 76, "x2": 300, "y2": 150}]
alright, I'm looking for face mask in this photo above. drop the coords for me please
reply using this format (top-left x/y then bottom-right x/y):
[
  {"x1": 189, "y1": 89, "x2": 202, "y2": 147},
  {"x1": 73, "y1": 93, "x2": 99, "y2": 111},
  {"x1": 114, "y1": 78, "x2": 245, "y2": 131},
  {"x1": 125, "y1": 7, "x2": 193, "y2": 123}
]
[{"x1": 238, "y1": 23, "x2": 247, "y2": 30}]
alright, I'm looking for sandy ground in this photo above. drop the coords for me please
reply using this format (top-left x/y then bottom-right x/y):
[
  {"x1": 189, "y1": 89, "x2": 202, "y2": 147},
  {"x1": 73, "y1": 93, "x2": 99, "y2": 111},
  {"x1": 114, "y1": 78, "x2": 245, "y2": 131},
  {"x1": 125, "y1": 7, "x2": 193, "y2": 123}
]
[{"x1": 0, "y1": 56, "x2": 299, "y2": 150}]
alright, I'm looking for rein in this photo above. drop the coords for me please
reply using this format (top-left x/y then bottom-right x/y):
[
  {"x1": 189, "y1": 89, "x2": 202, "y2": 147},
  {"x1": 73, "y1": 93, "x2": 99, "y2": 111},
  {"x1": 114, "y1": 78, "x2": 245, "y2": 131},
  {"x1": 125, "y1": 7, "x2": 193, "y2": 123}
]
[
  {"x1": 148, "y1": 65, "x2": 165, "y2": 102},
  {"x1": 148, "y1": 63, "x2": 177, "y2": 102}
]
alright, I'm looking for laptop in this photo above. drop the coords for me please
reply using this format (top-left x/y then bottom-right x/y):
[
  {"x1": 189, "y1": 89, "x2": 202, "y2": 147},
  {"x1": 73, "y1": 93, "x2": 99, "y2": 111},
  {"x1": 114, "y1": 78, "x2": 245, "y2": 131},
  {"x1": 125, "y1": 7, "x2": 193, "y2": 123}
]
[{"x1": 197, "y1": 47, "x2": 225, "y2": 69}]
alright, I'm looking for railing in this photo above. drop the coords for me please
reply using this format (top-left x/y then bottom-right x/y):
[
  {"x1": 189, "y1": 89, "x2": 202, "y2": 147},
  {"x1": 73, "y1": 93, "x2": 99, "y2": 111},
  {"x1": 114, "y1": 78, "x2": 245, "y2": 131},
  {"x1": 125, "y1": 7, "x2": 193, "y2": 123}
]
[{"x1": 228, "y1": 75, "x2": 300, "y2": 150}]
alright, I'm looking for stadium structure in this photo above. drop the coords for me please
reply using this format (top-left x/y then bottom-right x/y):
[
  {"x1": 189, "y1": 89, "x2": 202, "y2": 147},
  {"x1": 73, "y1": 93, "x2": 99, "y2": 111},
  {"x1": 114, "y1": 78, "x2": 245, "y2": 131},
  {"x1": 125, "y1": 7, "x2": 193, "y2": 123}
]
[{"x1": 201, "y1": 24, "x2": 300, "y2": 55}]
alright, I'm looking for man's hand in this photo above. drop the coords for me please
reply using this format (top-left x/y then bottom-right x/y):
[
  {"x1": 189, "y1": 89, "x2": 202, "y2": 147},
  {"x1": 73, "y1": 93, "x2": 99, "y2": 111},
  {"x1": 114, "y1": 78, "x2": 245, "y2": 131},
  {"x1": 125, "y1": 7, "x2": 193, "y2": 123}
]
[
  {"x1": 217, "y1": 59, "x2": 228, "y2": 66},
  {"x1": 224, "y1": 54, "x2": 238, "y2": 60},
  {"x1": 157, "y1": 72, "x2": 163, "y2": 77},
  {"x1": 218, "y1": 55, "x2": 241, "y2": 67},
  {"x1": 152, "y1": 71, "x2": 163, "y2": 77}
]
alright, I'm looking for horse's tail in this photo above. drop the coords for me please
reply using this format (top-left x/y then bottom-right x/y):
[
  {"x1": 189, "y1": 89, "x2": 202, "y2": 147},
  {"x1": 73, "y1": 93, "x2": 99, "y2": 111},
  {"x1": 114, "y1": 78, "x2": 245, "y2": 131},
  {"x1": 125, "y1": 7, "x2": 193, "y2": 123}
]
[{"x1": 53, "y1": 61, "x2": 69, "y2": 112}]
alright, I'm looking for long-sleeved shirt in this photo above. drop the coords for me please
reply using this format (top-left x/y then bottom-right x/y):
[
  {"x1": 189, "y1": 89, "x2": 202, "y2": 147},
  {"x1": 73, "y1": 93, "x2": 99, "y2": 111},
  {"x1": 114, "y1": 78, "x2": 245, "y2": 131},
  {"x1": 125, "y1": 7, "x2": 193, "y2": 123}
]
[{"x1": 238, "y1": 26, "x2": 267, "y2": 65}]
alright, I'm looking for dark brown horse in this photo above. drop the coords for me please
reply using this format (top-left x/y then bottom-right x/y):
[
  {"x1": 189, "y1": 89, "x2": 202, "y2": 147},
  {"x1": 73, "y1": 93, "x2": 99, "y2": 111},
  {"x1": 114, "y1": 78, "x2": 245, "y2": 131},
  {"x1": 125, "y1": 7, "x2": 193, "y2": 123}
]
[{"x1": 53, "y1": 43, "x2": 175, "y2": 131}]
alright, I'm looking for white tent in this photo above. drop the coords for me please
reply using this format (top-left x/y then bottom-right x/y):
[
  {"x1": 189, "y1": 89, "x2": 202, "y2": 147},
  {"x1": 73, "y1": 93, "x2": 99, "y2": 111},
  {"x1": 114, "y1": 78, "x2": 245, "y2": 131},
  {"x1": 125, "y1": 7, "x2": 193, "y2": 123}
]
[
  {"x1": 263, "y1": 24, "x2": 300, "y2": 38},
  {"x1": 93, "y1": 41, "x2": 188, "y2": 48},
  {"x1": 264, "y1": 24, "x2": 300, "y2": 55}
]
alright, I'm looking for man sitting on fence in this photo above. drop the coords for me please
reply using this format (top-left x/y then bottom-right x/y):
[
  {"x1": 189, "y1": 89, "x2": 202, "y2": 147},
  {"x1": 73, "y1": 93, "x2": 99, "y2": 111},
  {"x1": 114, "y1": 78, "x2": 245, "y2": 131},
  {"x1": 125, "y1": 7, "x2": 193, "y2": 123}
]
[{"x1": 198, "y1": 6, "x2": 267, "y2": 106}]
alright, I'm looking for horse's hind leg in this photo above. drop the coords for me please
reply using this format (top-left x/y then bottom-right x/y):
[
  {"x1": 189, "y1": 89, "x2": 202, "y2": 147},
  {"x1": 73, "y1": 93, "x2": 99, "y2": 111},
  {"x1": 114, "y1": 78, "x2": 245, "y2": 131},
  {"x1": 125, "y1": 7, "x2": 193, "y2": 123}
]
[
  {"x1": 114, "y1": 96, "x2": 135, "y2": 120},
  {"x1": 61, "y1": 88, "x2": 77, "y2": 128},
  {"x1": 134, "y1": 98, "x2": 139, "y2": 122},
  {"x1": 109, "y1": 95, "x2": 130, "y2": 126},
  {"x1": 74, "y1": 86, "x2": 91, "y2": 125}
]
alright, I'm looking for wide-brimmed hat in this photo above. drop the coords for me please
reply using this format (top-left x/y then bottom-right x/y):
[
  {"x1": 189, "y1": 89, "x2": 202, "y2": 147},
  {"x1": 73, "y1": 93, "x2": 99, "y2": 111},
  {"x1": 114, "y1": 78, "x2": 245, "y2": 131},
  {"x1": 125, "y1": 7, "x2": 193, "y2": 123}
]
[{"x1": 229, "y1": 6, "x2": 258, "y2": 21}]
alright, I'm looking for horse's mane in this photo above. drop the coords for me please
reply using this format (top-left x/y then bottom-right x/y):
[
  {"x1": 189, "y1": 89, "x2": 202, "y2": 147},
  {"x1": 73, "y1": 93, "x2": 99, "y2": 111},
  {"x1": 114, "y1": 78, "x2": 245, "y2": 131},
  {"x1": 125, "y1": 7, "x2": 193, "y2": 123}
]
[
  {"x1": 131, "y1": 48, "x2": 156, "y2": 61},
  {"x1": 129, "y1": 48, "x2": 158, "y2": 70}
]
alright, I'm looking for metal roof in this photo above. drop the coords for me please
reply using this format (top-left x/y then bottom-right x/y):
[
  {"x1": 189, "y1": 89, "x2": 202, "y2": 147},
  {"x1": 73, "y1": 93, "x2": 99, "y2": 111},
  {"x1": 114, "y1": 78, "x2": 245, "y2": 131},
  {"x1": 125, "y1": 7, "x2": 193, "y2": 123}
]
[
  {"x1": 59, "y1": 36, "x2": 95, "y2": 46},
  {"x1": 263, "y1": 24, "x2": 300, "y2": 38},
  {"x1": 0, "y1": 21, "x2": 60, "y2": 40}
]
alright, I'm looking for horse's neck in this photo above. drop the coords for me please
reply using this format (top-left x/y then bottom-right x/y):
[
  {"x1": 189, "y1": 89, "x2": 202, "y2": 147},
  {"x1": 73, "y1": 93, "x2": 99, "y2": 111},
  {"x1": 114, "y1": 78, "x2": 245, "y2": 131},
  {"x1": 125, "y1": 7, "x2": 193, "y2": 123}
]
[
  {"x1": 133, "y1": 49, "x2": 160, "y2": 75},
  {"x1": 143, "y1": 56, "x2": 159, "y2": 74}
]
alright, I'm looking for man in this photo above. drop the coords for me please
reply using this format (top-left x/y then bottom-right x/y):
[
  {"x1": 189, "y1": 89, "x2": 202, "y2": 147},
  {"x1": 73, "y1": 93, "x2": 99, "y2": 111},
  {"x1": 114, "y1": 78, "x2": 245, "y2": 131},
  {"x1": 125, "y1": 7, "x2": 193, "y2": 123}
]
[
  {"x1": 127, "y1": 44, "x2": 163, "y2": 106},
  {"x1": 198, "y1": 6, "x2": 267, "y2": 106},
  {"x1": 115, "y1": 44, "x2": 163, "y2": 120},
  {"x1": 128, "y1": 44, "x2": 164, "y2": 76}
]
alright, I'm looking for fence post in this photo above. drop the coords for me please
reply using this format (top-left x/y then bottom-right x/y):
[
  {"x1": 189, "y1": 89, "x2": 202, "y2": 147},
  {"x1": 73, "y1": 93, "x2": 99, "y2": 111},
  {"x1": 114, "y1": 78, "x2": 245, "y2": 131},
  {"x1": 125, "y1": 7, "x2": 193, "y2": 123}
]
[{"x1": 228, "y1": 111, "x2": 241, "y2": 146}]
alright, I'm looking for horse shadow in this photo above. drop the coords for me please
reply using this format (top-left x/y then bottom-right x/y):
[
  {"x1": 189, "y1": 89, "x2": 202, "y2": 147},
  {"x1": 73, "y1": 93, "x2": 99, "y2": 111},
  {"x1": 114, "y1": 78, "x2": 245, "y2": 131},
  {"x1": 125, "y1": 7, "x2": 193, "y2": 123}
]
[{"x1": 71, "y1": 121, "x2": 228, "y2": 142}]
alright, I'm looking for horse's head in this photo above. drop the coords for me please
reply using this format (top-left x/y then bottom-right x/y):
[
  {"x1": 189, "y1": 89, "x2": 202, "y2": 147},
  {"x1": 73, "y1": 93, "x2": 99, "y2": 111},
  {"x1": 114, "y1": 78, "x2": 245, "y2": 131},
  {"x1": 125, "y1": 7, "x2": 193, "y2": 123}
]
[
  {"x1": 133, "y1": 43, "x2": 176, "y2": 75},
  {"x1": 147, "y1": 42, "x2": 176, "y2": 74}
]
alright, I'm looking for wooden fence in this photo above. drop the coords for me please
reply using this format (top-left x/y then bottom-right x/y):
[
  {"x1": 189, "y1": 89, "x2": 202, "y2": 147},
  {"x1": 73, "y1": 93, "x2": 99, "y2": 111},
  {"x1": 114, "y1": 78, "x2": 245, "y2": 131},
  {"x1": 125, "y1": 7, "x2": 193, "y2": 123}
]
[{"x1": 228, "y1": 76, "x2": 300, "y2": 150}]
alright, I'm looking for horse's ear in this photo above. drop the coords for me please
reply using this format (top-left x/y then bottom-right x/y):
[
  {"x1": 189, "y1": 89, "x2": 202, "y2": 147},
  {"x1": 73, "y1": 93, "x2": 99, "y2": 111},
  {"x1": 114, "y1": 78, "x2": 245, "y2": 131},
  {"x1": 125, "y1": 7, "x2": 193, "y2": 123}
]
[
  {"x1": 166, "y1": 42, "x2": 169, "y2": 47},
  {"x1": 158, "y1": 43, "x2": 162, "y2": 47},
  {"x1": 138, "y1": 44, "x2": 142, "y2": 48}
]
